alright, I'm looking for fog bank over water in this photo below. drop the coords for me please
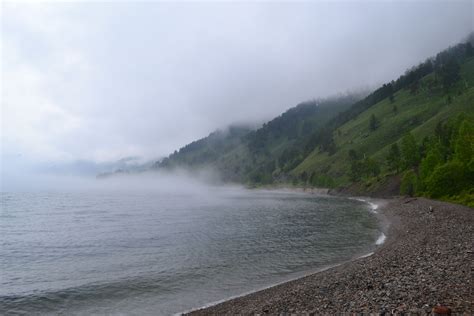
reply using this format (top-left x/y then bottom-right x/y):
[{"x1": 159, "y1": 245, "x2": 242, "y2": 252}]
[{"x1": 1, "y1": 168, "x2": 236, "y2": 194}]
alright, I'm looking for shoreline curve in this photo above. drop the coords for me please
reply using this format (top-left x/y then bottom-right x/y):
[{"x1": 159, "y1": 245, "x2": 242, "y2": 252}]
[{"x1": 185, "y1": 197, "x2": 473, "y2": 315}]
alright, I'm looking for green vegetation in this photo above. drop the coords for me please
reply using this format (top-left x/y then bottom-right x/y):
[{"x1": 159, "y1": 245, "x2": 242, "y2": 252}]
[
  {"x1": 386, "y1": 144, "x2": 401, "y2": 173},
  {"x1": 369, "y1": 114, "x2": 380, "y2": 131},
  {"x1": 154, "y1": 94, "x2": 363, "y2": 183},
  {"x1": 290, "y1": 39, "x2": 474, "y2": 206},
  {"x1": 400, "y1": 170, "x2": 418, "y2": 197},
  {"x1": 418, "y1": 116, "x2": 474, "y2": 206},
  {"x1": 401, "y1": 133, "x2": 420, "y2": 170},
  {"x1": 155, "y1": 37, "x2": 474, "y2": 207}
]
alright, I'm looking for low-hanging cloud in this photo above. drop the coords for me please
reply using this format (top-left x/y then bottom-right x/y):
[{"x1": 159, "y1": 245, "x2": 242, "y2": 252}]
[
  {"x1": 1, "y1": 164, "x2": 242, "y2": 196},
  {"x1": 1, "y1": 1, "x2": 473, "y2": 188}
]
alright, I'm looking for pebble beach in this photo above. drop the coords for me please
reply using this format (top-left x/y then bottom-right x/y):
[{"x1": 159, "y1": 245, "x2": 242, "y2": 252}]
[{"x1": 187, "y1": 197, "x2": 473, "y2": 315}]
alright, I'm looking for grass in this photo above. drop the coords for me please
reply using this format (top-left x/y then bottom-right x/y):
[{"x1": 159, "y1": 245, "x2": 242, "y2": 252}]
[{"x1": 293, "y1": 58, "x2": 474, "y2": 187}]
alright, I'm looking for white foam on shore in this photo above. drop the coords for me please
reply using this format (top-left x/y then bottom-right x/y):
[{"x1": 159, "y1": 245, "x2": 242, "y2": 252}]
[
  {"x1": 367, "y1": 201, "x2": 379, "y2": 213},
  {"x1": 349, "y1": 197, "x2": 379, "y2": 213},
  {"x1": 179, "y1": 245, "x2": 379, "y2": 315},
  {"x1": 177, "y1": 260, "x2": 349, "y2": 315},
  {"x1": 375, "y1": 232, "x2": 386, "y2": 245},
  {"x1": 180, "y1": 196, "x2": 387, "y2": 315},
  {"x1": 357, "y1": 251, "x2": 374, "y2": 258},
  {"x1": 350, "y1": 197, "x2": 386, "y2": 247}
]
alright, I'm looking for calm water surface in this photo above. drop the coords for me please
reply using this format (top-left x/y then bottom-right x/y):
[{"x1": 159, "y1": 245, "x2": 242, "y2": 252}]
[{"x1": 0, "y1": 189, "x2": 380, "y2": 315}]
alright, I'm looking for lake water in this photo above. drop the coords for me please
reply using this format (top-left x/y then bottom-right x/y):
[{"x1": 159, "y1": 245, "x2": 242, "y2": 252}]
[{"x1": 0, "y1": 188, "x2": 381, "y2": 315}]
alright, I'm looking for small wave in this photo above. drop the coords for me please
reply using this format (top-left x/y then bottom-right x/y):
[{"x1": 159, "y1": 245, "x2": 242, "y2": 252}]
[
  {"x1": 178, "y1": 261, "x2": 343, "y2": 315},
  {"x1": 357, "y1": 251, "x2": 374, "y2": 259},
  {"x1": 349, "y1": 197, "x2": 379, "y2": 213},
  {"x1": 349, "y1": 197, "x2": 385, "y2": 247},
  {"x1": 367, "y1": 202, "x2": 378, "y2": 213},
  {"x1": 375, "y1": 233, "x2": 386, "y2": 245}
]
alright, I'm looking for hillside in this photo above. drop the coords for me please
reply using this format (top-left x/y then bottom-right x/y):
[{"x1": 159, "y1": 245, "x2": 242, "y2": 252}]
[
  {"x1": 154, "y1": 93, "x2": 363, "y2": 182},
  {"x1": 155, "y1": 39, "x2": 474, "y2": 205},
  {"x1": 291, "y1": 41, "x2": 474, "y2": 205},
  {"x1": 294, "y1": 57, "x2": 474, "y2": 183}
]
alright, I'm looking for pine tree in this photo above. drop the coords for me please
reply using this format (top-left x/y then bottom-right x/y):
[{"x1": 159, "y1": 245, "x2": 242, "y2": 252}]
[
  {"x1": 438, "y1": 58, "x2": 461, "y2": 92},
  {"x1": 419, "y1": 145, "x2": 443, "y2": 190},
  {"x1": 401, "y1": 133, "x2": 420, "y2": 170},
  {"x1": 369, "y1": 114, "x2": 379, "y2": 131},
  {"x1": 387, "y1": 143, "x2": 401, "y2": 172},
  {"x1": 453, "y1": 120, "x2": 474, "y2": 164}
]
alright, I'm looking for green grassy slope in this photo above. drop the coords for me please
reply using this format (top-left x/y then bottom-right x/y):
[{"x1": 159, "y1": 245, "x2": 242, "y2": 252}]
[
  {"x1": 293, "y1": 57, "x2": 474, "y2": 187},
  {"x1": 154, "y1": 38, "x2": 474, "y2": 203}
]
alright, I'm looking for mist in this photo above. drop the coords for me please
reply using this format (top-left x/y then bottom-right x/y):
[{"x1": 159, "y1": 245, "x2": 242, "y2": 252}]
[
  {"x1": 0, "y1": 164, "x2": 245, "y2": 197},
  {"x1": 2, "y1": 1, "x2": 473, "y2": 190}
]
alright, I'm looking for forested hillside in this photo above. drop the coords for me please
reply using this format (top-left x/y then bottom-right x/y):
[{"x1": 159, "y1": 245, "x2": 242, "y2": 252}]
[
  {"x1": 155, "y1": 38, "x2": 474, "y2": 206},
  {"x1": 154, "y1": 93, "x2": 363, "y2": 182},
  {"x1": 291, "y1": 39, "x2": 474, "y2": 205}
]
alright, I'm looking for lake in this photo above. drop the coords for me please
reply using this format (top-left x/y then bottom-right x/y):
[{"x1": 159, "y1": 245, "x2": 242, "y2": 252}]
[{"x1": 0, "y1": 188, "x2": 381, "y2": 315}]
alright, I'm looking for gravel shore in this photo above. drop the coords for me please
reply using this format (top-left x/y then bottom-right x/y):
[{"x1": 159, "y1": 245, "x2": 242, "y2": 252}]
[{"x1": 187, "y1": 197, "x2": 473, "y2": 315}]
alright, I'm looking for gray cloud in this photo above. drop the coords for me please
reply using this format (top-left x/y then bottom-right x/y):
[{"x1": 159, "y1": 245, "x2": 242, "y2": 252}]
[{"x1": 2, "y1": 1, "x2": 473, "y2": 174}]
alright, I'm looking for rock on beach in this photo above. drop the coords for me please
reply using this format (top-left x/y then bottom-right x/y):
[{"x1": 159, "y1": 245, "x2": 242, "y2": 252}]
[{"x1": 187, "y1": 197, "x2": 473, "y2": 315}]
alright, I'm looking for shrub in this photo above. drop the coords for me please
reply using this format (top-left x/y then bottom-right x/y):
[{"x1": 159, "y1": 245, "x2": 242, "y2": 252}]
[
  {"x1": 400, "y1": 170, "x2": 418, "y2": 197},
  {"x1": 401, "y1": 133, "x2": 420, "y2": 170},
  {"x1": 425, "y1": 161, "x2": 471, "y2": 198}
]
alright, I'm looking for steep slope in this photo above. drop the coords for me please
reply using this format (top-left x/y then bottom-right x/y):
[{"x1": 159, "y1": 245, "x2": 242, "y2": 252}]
[
  {"x1": 154, "y1": 38, "x2": 474, "y2": 203},
  {"x1": 154, "y1": 94, "x2": 363, "y2": 182},
  {"x1": 289, "y1": 42, "x2": 474, "y2": 205},
  {"x1": 294, "y1": 57, "x2": 474, "y2": 185},
  {"x1": 155, "y1": 125, "x2": 251, "y2": 172}
]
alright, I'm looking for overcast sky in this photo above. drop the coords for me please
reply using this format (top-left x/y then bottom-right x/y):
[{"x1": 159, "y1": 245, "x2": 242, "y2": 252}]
[{"x1": 1, "y1": 1, "x2": 473, "y2": 175}]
